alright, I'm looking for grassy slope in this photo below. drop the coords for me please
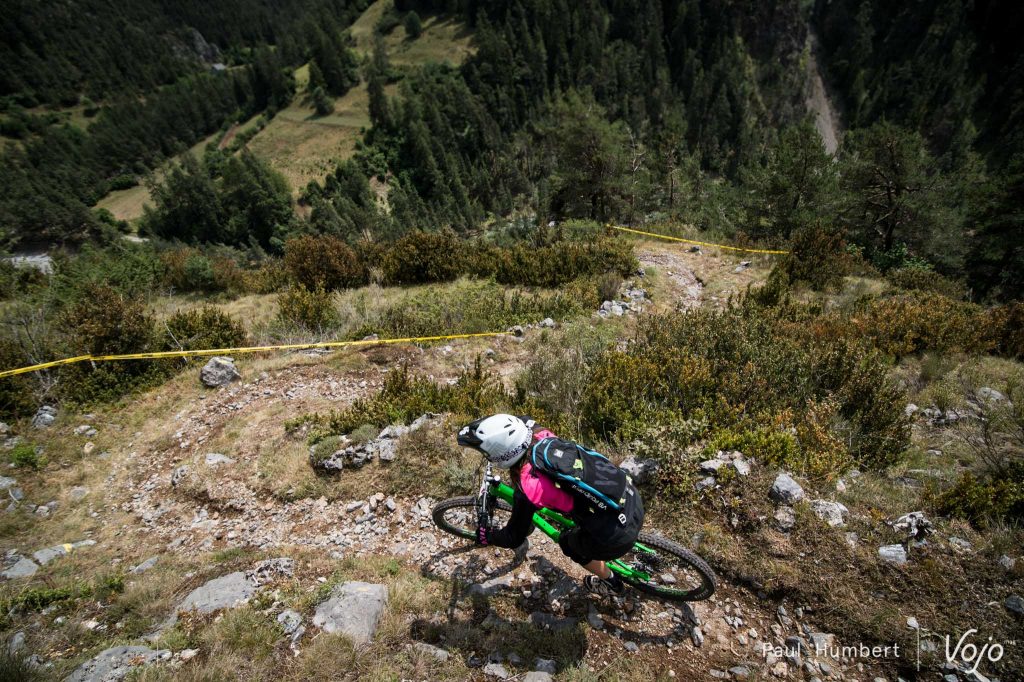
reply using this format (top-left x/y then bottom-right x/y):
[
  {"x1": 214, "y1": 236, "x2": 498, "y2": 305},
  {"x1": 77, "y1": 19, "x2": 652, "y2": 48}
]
[{"x1": 246, "y1": 0, "x2": 474, "y2": 196}]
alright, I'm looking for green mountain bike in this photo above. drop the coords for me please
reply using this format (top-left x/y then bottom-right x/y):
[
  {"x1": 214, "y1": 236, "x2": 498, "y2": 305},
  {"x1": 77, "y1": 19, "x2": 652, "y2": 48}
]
[{"x1": 432, "y1": 464, "x2": 716, "y2": 602}]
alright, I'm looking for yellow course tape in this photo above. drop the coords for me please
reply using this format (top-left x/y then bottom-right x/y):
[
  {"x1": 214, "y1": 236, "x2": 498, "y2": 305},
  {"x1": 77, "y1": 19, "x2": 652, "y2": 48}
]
[
  {"x1": 608, "y1": 225, "x2": 790, "y2": 255},
  {"x1": 0, "y1": 331, "x2": 510, "y2": 380}
]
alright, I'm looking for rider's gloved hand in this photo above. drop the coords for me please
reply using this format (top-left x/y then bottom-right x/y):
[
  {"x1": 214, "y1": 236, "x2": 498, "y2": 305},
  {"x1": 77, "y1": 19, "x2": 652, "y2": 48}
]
[{"x1": 475, "y1": 525, "x2": 490, "y2": 546}]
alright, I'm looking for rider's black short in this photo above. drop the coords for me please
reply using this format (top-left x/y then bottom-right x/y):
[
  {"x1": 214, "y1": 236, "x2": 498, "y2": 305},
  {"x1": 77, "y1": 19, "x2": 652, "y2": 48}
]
[{"x1": 558, "y1": 526, "x2": 635, "y2": 565}]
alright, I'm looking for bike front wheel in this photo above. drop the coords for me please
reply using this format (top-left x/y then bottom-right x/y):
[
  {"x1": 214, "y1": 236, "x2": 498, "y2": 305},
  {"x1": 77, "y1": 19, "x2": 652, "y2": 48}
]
[
  {"x1": 614, "y1": 532, "x2": 716, "y2": 602},
  {"x1": 432, "y1": 495, "x2": 513, "y2": 540}
]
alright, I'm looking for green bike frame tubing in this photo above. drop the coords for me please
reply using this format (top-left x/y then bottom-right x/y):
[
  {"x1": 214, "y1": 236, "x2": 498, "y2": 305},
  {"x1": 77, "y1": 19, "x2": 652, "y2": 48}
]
[{"x1": 487, "y1": 481, "x2": 652, "y2": 582}]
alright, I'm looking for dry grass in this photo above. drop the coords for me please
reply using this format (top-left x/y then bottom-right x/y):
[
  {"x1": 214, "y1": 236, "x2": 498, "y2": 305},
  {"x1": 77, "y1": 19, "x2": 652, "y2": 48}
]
[
  {"x1": 350, "y1": 0, "x2": 475, "y2": 67},
  {"x1": 96, "y1": 184, "x2": 154, "y2": 222},
  {"x1": 246, "y1": 71, "x2": 371, "y2": 195}
]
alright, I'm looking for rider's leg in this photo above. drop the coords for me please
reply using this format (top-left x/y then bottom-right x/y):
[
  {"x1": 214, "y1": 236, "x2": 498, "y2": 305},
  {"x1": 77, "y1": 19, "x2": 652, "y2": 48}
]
[{"x1": 584, "y1": 559, "x2": 611, "y2": 579}]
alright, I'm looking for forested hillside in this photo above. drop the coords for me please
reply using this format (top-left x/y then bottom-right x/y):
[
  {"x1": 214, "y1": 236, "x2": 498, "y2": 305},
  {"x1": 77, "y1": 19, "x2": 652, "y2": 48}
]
[{"x1": 0, "y1": 0, "x2": 367, "y2": 247}]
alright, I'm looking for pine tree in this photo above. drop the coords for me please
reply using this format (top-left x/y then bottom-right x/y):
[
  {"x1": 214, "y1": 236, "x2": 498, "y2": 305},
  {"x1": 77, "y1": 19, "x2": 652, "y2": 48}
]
[
  {"x1": 404, "y1": 11, "x2": 423, "y2": 39},
  {"x1": 307, "y1": 59, "x2": 327, "y2": 93},
  {"x1": 312, "y1": 86, "x2": 334, "y2": 116}
]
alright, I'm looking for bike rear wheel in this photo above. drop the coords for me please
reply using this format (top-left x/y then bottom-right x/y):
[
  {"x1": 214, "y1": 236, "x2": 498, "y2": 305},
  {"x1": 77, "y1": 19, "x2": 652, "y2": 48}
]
[
  {"x1": 615, "y1": 532, "x2": 716, "y2": 602},
  {"x1": 432, "y1": 495, "x2": 513, "y2": 540}
]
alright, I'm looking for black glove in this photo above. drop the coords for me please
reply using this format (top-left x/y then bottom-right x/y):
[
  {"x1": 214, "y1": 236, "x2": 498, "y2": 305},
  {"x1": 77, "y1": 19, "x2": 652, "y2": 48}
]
[{"x1": 475, "y1": 524, "x2": 490, "y2": 546}]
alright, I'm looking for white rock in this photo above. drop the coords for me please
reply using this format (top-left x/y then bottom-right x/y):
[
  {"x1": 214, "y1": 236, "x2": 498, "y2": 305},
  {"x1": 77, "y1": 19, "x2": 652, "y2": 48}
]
[
  {"x1": 878, "y1": 545, "x2": 908, "y2": 565},
  {"x1": 312, "y1": 581, "x2": 388, "y2": 645},
  {"x1": 200, "y1": 357, "x2": 241, "y2": 388},
  {"x1": 810, "y1": 500, "x2": 849, "y2": 528},
  {"x1": 770, "y1": 472, "x2": 804, "y2": 504}
]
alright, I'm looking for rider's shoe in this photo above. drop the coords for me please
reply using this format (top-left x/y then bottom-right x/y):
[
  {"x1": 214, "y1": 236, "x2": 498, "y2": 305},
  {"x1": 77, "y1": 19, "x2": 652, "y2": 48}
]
[{"x1": 584, "y1": 574, "x2": 625, "y2": 596}]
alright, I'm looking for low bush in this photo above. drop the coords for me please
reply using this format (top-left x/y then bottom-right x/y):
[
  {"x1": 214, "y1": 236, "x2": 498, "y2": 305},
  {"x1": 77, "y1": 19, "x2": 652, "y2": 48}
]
[
  {"x1": 57, "y1": 283, "x2": 168, "y2": 404},
  {"x1": 380, "y1": 231, "x2": 464, "y2": 285},
  {"x1": 9, "y1": 443, "x2": 40, "y2": 469},
  {"x1": 989, "y1": 302, "x2": 1024, "y2": 360},
  {"x1": 581, "y1": 303, "x2": 911, "y2": 476},
  {"x1": 625, "y1": 418, "x2": 709, "y2": 497},
  {"x1": 856, "y1": 292, "x2": 990, "y2": 357},
  {"x1": 160, "y1": 306, "x2": 248, "y2": 352},
  {"x1": 295, "y1": 361, "x2": 542, "y2": 443},
  {"x1": 887, "y1": 267, "x2": 967, "y2": 299},
  {"x1": 60, "y1": 284, "x2": 154, "y2": 356},
  {"x1": 0, "y1": 261, "x2": 46, "y2": 300},
  {"x1": 49, "y1": 243, "x2": 164, "y2": 303},
  {"x1": 929, "y1": 465, "x2": 1024, "y2": 526},
  {"x1": 0, "y1": 337, "x2": 37, "y2": 419},
  {"x1": 162, "y1": 248, "x2": 218, "y2": 293},
  {"x1": 284, "y1": 235, "x2": 367, "y2": 291},
  {"x1": 780, "y1": 226, "x2": 851, "y2": 291},
  {"x1": 243, "y1": 260, "x2": 289, "y2": 294},
  {"x1": 276, "y1": 285, "x2": 339, "y2": 332}
]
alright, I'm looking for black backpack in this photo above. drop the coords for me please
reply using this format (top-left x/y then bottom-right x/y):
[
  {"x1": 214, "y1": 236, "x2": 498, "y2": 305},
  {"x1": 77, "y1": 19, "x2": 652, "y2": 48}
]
[{"x1": 528, "y1": 437, "x2": 644, "y2": 537}]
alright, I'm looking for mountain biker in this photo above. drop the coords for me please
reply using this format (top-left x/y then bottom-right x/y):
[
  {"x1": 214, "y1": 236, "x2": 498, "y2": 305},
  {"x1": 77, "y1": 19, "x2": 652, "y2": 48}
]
[{"x1": 457, "y1": 413, "x2": 645, "y2": 596}]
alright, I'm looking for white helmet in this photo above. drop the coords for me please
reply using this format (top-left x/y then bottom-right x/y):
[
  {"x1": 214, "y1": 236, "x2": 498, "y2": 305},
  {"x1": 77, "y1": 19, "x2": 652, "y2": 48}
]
[{"x1": 457, "y1": 414, "x2": 532, "y2": 468}]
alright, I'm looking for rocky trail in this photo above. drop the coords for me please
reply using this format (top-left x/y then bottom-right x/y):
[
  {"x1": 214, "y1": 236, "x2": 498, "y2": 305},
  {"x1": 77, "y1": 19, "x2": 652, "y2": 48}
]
[{"x1": 0, "y1": 253, "x2": 929, "y2": 681}]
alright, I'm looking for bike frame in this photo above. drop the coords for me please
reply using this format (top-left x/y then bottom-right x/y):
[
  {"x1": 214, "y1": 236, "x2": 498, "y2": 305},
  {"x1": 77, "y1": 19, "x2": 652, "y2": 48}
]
[{"x1": 479, "y1": 464, "x2": 656, "y2": 583}]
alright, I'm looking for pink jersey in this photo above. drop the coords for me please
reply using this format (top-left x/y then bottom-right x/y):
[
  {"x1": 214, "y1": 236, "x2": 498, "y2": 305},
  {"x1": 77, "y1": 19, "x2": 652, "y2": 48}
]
[{"x1": 518, "y1": 428, "x2": 574, "y2": 512}]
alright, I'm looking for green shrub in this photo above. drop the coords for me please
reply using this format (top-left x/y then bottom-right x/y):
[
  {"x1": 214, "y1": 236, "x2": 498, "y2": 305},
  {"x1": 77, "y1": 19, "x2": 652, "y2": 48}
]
[
  {"x1": 276, "y1": 285, "x2": 339, "y2": 332},
  {"x1": 626, "y1": 418, "x2": 709, "y2": 497},
  {"x1": 50, "y1": 243, "x2": 164, "y2": 303},
  {"x1": 403, "y1": 11, "x2": 423, "y2": 38},
  {"x1": 780, "y1": 226, "x2": 851, "y2": 291},
  {"x1": 348, "y1": 424, "x2": 379, "y2": 444},
  {"x1": 161, "y1": 306, "x2": 248, "y2": 352},
  {"x1": 60, "y1": 284, "x2": 154, "y2": 355},
  {"x1": 0, "y1": 337, "x2": 37, "y2": 419},
  {"x1": 0, "y1": 261, "x2": 46, "y2": 300},
  {"x1": 57, "y1": 284, "x2": 167, "y2": 404},
  {"x1": 284, "y1": 235, "x2": 366, "y2": 291},
  {"x1": 887, "y1": 267, "x2": 966, "y2": 299},
  {"x1": 930, "y1": 465, "x2": 1024, "y2": 526},
  {"x1": 581, "y1": 304, "x2": 912, "y2": 475},
  {"x1": 483, "y1": 238, "x2": 637, "y2": 288},
  {"x1": 989, "y1": 302, "x2": 1024, "y2": 360},
  {"x1": 297, "y1": 361, "x2": 536, "y2": 442},
  {"x1": 9, "y1": 443, "x2": 40, "y2": 469},
  {"x1": 380, "y1": 231, "x2": 464, "y2": 285},
  {"x1": 243, "y1": 260, "x2": 289, "y2": 294},
  {"x1": 162, "y1": 248, "x2": 246, "y2": 292},
  {"x1": 858, "y1": 291, "x2": 990, "y2": 357},
  {"x1": 3, "y1": 585, "x2": 75, "y2": 613},
  {"x1": 596, "y1": 272, "x2": 623, "y2": 302},
  {"x1": 514, "y1": 323, "x2": 615, "y2": 434},
  {"x1": 706, "y1": 426, "x2": 800, "y2": 469}
]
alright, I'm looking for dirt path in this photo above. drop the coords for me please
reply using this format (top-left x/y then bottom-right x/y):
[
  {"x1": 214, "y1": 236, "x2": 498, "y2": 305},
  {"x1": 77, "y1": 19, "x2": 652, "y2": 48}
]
[{"x1": 806, "y1": 31, "x2": 842, "y2": 154}]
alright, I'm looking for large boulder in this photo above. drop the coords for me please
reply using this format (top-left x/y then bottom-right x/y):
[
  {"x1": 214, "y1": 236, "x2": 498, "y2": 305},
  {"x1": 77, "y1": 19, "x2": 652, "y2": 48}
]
[
  {"x1": 66, "y1": 645, "x2": 170, "y2": 682},
  {"x1": 200, "y1": 356, "x2": 241, "y2": 388},
  {"x1": 1, "y1": 557, "x2": 39, "y2": 580},
  {"x1": 312, "y1": 581, "x2": 389, "y2": 645},
  {"x1": 173, "y1": 572, "x2": 256, "y2": 618},
  {"x1": 770, "y1": 472, "x2": 804, "y2": 504}
]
